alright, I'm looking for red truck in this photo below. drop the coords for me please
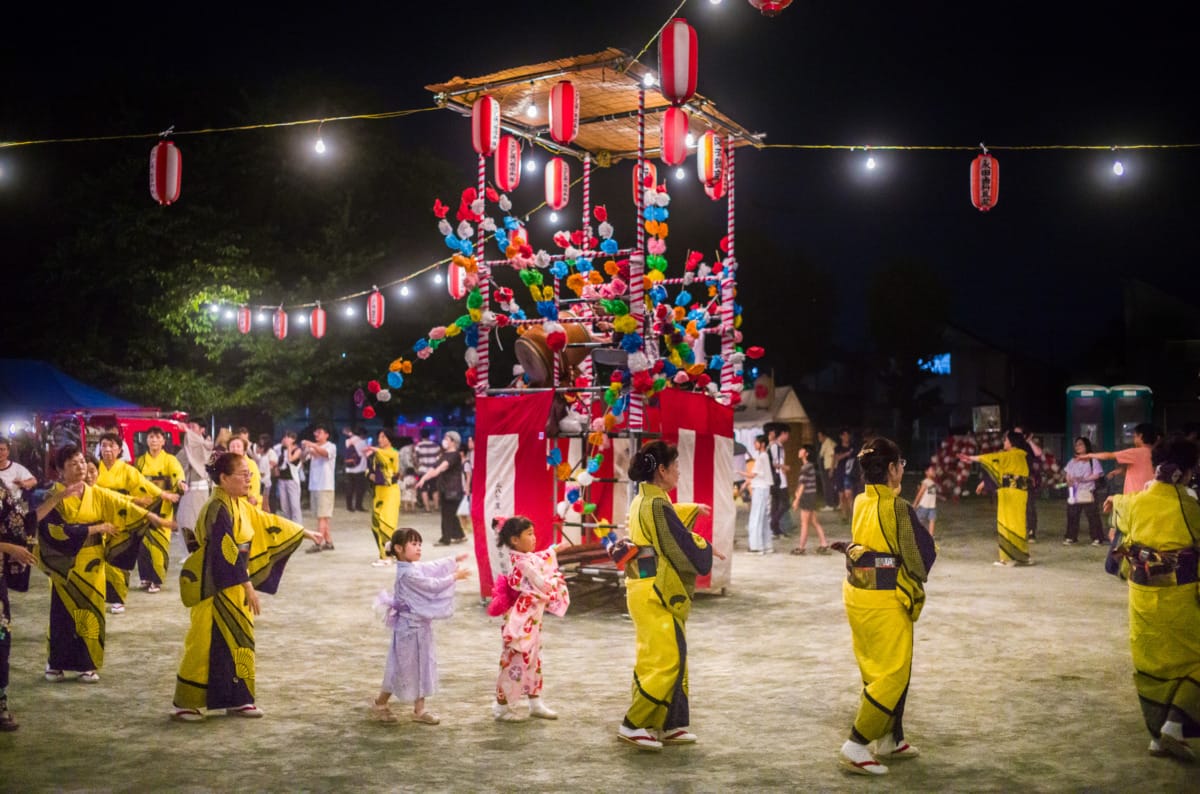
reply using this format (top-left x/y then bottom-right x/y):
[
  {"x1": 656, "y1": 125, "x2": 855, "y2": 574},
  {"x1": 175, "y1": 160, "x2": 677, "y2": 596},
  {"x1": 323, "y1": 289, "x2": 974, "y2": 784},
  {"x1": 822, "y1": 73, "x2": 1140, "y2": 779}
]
[{"x1": 35, "y1": 408, "x2": 190, "y2": 479}]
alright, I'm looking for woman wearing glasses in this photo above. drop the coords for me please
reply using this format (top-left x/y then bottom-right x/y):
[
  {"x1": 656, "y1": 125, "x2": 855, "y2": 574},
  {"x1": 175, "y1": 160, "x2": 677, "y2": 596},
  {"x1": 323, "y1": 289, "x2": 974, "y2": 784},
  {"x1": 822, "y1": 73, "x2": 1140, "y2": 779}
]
[{"x1": 835, "y1": 438, "x2": 937, "y2": 776}]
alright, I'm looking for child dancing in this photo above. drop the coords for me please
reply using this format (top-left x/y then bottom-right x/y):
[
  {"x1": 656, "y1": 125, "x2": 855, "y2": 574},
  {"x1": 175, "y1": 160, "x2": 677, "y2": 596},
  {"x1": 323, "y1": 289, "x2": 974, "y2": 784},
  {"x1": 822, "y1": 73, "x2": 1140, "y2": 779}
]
[
  {"x1": 371, "y1": 528, "x2": 470, "y2": 724},
  {"x1": 490, "y1": 516, "x2": 571, "y2": 722}
]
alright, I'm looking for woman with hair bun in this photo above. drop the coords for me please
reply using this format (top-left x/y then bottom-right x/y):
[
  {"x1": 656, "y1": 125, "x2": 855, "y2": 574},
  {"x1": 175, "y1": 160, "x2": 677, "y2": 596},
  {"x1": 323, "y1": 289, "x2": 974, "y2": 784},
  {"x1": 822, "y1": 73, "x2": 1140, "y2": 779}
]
[
  {"x1": 618, "y1": 440, "x2": 720, "y2": 752},
  {"x1": 170, "y1": 452, "x2": 320, "y2": 722},
  {"x1": 1105, "y1": 436, "x2": 1200, "y2": 761},
  {"x1": 835, "y1": 437, "x2": 936, "y2": 776},
  {"x1": 959, "y1": 430, "x2": 1035, "y2": 566}
]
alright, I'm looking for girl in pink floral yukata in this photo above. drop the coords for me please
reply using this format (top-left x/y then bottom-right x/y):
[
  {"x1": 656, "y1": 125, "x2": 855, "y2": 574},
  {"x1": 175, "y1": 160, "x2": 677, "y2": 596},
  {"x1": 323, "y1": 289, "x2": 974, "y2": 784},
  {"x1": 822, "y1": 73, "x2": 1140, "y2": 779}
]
[{"x1": 490, "y1": 516, "x2": 571, "y2": 722}]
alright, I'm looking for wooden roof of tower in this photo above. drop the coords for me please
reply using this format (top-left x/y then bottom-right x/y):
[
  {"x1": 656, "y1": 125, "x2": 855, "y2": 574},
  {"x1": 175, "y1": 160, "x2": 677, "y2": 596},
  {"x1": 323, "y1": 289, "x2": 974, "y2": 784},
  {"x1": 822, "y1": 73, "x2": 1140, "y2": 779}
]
[{"x1": 426, "y1": 48, "x2": 764, "y2": 165}]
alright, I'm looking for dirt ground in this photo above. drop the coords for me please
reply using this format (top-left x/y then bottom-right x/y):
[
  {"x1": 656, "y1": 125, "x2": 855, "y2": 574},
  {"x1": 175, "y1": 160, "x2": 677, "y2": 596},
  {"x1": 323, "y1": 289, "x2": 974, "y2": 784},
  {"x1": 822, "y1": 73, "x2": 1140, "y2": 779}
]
[{"x1": 2, "y1": 490, "x2": 1196, "y2": 793}]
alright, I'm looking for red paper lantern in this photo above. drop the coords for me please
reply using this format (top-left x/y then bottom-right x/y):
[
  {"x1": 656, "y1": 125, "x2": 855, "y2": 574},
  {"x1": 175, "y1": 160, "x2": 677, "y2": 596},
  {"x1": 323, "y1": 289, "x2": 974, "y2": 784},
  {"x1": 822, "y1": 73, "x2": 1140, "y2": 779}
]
[
  {"x1": 970, "y1": 153, "x2": 1000, "y2": 212},
  {"x1": 748, "y1": 0, "x2": 794, "y2": 15},
  {"x1": 633, "y1": 161, "x2": 658, "y2": 204},
  {"x1": 544, "y1": 157, "x2": 570, "y2": 211},
  {"x1": 658, "y1": 18, "x2": 698, "y2": 106},
  {"x1": 495, "y1": 135, "x2": 522, "y2": 192},
  {"x1": 149, "y1": 140, "x2": 181, "y2": 206},
  {"x1": 448, "y1": 263, "x2": 470, "y2": 300},
  {"x1": 548, "y1": 81, "x2": 579, "y2": 145},
  {"x1": 471, "y1": 94, "x2": 500, "y2": 156},
  {"x1": 236, "y1": 306, "x2": 252, "y2": 335},
  {"x1": 696, "y1": 131, "x2": 723, "y2": 186},
  {"x1": 660, "y1": 106, "x2": 689, "y2": 167},
  {"x1": 310, "y1": 304, "x2": 326, "y2": 339},
  {"x1": 367, "y1": 289, "x2": 385, "y2": 329},
  {"x1": 273, "y1": 308, "x2": 288, "y2": 340},
  {"x1": 704, "y1": 177, "x2": 727, "y2": 201}
]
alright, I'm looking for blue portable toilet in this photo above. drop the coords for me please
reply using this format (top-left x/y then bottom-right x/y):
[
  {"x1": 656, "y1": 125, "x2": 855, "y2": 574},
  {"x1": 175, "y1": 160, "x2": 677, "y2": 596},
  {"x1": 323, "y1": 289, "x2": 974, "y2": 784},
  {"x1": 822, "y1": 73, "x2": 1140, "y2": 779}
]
[
  {"x1": 1109, "y1": 384, "x2": 1154, "y2": 447},
  {"x1": 1065, "y1": 385, "x2": 1111, "y2": 451}
]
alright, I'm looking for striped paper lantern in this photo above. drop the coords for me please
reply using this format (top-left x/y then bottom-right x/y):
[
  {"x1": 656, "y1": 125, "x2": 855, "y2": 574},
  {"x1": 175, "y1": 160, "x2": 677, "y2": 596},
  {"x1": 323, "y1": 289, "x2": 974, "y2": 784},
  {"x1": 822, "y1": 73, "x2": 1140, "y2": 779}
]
[
  {"x1": 705, "y1": 177, "x2": 727, "y2": 201},
  {"x1": 970, "y1": 153, "x2": 1000, "y2": 212},
  {"x1": 696, "y1": 131, "x2": 723, "y2": 186},
  {"x1": 495, "y1": 135, "x2": 522, "y2": 192},
  {"x1": 545, "y1": 157, "x2": 570, "y2": 211},
  {"x1": 310, "y1": 304, "x2": 327, "y2": 339},
  {"x1": 658, "y1": 18, "x2": 698, "y2": 106},
  {"x1": 236, "y1": 306, "x2": 252, "y2": 335},
  {"x1": 660, "y1": 106, "x2": 689, "y2": 167},
  {"x1": 367, "y1": 289, "x2": 385, "y2": 328},
  {"x1": 548, "y1": 81, "x2": 579, "y2": 145},
  {"x1": 149, "y1": 140, "x2": 182, "y2": 206},
  {"x1": 748, "y1": 0, "x2": 794, "y2": 15},
  {"x1": 448, "y1": 263, "x2": 470, "y2": 300},
  {"x1": 273, "y1": 308, "x2": 288, "y2": 340},
  {"x1": 471, "y1": 94, "x2": 500, "y2": 156},
  {"x1": 633, "y1": 161, "x2": 658, "y2": 204}
]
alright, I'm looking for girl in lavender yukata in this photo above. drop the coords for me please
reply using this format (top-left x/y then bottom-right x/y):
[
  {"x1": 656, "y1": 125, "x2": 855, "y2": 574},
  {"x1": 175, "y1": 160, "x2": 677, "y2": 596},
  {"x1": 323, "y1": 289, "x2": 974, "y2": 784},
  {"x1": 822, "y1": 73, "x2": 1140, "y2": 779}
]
[
  {"x1": 370, "y1": 528, "x2": 471, "y2": 725},
  {"x1": 490, "y1": 516, "x2": 571, "y2": 722}
]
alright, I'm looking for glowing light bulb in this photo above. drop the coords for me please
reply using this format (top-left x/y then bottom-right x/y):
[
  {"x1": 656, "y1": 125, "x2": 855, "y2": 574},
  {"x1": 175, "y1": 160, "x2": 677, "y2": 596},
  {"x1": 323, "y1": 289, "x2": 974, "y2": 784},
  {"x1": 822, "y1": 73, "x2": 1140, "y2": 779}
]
[
  {"x1": 685, "y1": 133, "x2": 696, "y2": 147},
  {"x1": 709, "y1": 0, "x2": 722, "y2": 4},
  {"x1": 525, "y1": 158, "x2": 537, "y2": 173},
  {"x1": 314, "y1": 137, "x2": 326, "y2": 155},
  {"x1": 223, "y1": 309, "x2": 234, "y2": 320},
  {"x1": 675, "y1": 167, "x2": 686, "y2": 180},
  {"x1": 256, "y1": 312, "x2": 267, "y2": 323},
  {"x1": 295, "y1": 313, "x2": 306, "y2": 325},
  {"x1": 1113, "y1": 160, "x2": 1124, "y2": 176},
  {"x1": 643, "y1": 73, "x2": 657, "y2": 88},
  {"x1": 549, "y1": 212, "x2": 559, "y2": 222},
  {"x1": 400, "y1": 285, "x2": 410, "y2": 297},
  {"x1": 433, "y1": 272, "x2": 443, "y2": 284},
  {"x1": 345, "y1": 305, "x2": 355, "y2": 316},
  {"x1": 866, "y1": 156, "x2": 877, "y2": 170},
  {"x1": 209, "y1": 304, "x2": 221, "y2": 314},
  {"x1": 526, "y1": 104, "x2": 538, "y2": 118}
]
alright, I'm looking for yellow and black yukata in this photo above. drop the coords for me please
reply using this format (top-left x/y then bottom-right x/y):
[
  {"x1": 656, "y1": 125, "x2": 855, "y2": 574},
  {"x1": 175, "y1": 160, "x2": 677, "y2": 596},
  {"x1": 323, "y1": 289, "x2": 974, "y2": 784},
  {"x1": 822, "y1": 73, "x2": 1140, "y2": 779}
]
[
  {"x1": 96, "y1": 458, "x2": 162, "y2": 604},
  {"x1": 622, "y1": 482, "x2": 712, "y2": 733},
  {"x1": 367, "y1": 447, "x2": 401, "y2": 559},
  {"x1": 35, "y1": 483, "x2": 149, "y2": 672},
  {"x1": 1110, "y1": 481, "x2": 1200, "y2": 740},
  {"x1": 842, "y1": 484, "x2": 937, "y2": 746},
  {"x1": 173, "y1": 487, "x2": 306, "y2": 711},
  {"x1": 977, "y1": 448, "x2": 1032, "y2": 563},
  {"x1": 135, "y1": 450, "x2": 185, "y2": 586}
]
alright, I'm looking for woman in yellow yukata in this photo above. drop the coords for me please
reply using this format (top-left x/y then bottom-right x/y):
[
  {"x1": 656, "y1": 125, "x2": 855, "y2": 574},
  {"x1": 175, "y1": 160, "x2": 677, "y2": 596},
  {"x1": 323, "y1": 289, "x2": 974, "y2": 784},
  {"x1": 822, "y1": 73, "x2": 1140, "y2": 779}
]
[
  {"x1": 135, "y1": 426, "x2": 187, "y2": 593},
  {"x1": 959, "y1": 430, "x2": 1034, "y2": 566},
  {"x1": 835, "y1": 437, "x2": 937, "y2": 776},
  {"x1": 37, "y1": 444, "x2": 174, "y2": 682},
  {"x1": 617, "y1": 441, "x2": 719, "y2": 752},
  {"x1": 365, "y1": 430, "x2": 402, "y2": 566},
  {"x1": 171, "y1": 452, "x2": 319, "y2": 722},
  {"x1": 96, "y1": 432, "x2": 177, "y2": 611},
  {"x1": 1106, "y1": 436, "x2": 1200, "y2": 762}
]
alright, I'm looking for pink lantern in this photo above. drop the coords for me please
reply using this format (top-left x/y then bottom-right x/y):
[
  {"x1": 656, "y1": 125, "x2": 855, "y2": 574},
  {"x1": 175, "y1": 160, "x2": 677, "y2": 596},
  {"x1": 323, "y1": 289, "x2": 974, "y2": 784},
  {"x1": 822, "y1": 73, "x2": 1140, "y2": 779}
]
[
  {"x1": 660, "y1": 106, "x2": 689, "y2": 167},
  {"x1": 696, "y1": 131, "x2": 723, "y2": 186},
  {"x1": 149, "y1": 140, "x2": 182, "y2": 206},
  {"x1": 495, "y1": 135, "x2": 522, "y2": 192},
  {"x1": 273, "y1": 308, "x2": 288, "y2": 340},
  {"x1": 448, "y1": 263, "x2": 469, "y2": 300},
  {"x1": 310, "y1": 304, "x2": 326, "y2": 339},
  {"x1": 548, "y1": 81, "x2": 579, "y2": 145},
  {"x1": 236, "y1": 305, "x2": 252, "y2": 335},
  {"x1": 471, "y1": 94, "x2": 500, "y2": 156},
  {"x1": 633, "y1": 161, "x2": 658, "y2": 204},
  {"x1": 658, "y1": 18, "x2": 698, "y2": 106},
  {"x1": 545, "y1": 157, "x2": 570, "y2": 211},
  {"x1": 367, "y1": 289, "x2": 385, "y2": 329},
  {"x1": 748, "y1": 0, "x2": 794, "y2": 15},
  {"x1": 970, "y1": 153, "x2": 1000, "y2": 212}
]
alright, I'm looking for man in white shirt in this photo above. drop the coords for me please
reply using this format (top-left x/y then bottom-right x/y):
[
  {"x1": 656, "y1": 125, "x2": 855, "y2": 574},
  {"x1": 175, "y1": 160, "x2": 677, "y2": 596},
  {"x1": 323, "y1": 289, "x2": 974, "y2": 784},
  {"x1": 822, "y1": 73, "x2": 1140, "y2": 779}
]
[
  {"x1": 302, "y1": 425, "x2": 337, "y2": 552},
  {"x1": 0, "y1": 438, "x2": 36, "y2": 499}
]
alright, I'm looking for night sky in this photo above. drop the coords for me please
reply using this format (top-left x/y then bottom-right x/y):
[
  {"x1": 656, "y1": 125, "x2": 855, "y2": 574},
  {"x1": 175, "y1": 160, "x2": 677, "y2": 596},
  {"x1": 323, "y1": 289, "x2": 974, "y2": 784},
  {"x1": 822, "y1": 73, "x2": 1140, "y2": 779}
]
[{"x1": 3, "y1": 1, "x2": 1195, "y2": 378}]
